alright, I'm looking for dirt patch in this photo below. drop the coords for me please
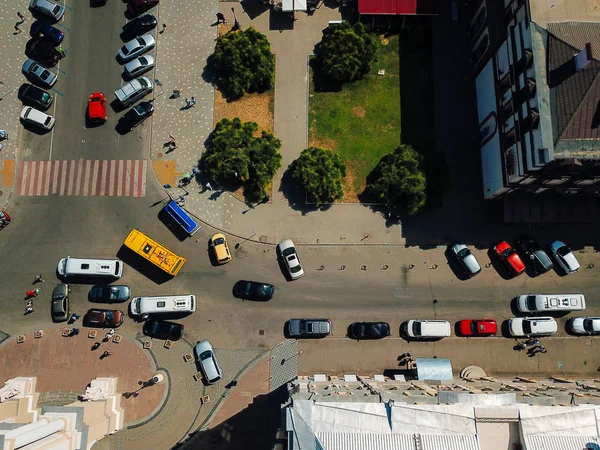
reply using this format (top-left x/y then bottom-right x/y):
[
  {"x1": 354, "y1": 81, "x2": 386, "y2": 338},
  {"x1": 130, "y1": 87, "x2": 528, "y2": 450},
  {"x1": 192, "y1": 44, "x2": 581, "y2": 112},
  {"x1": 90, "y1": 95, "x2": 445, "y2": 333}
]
[
  {"x1": 308, "y1": 137, "x2": 337, "y2": 151},
  {"x1": 214, "y1": 89, "x2": 274, "y2": 134},
  {"x1": 352, "y1": 106, "x2": 366, "y2": 118},
  {"x1": 340, "y1": 162, "x2": 364, "y2": 203}
]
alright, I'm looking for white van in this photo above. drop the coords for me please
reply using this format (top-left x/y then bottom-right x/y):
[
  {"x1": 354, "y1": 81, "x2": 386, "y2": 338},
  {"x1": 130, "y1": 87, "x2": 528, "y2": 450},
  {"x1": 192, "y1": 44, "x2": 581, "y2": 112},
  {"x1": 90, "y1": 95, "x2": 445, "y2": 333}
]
[
  {"x1": 130, "y1": 295, "x2": 196, "y2": 319},
  {"x1": 114, "y1": 77, "x2": 154, "y2": 107},
  {"x1": 57, "y1": 257, "x2": 123, "y2": 279},
  {"x1": 403, "y1": 319, "x2": 451, "y2": 339},
  {"x1": 516, "y1": 294, "x2": 586, "y2": 313}
]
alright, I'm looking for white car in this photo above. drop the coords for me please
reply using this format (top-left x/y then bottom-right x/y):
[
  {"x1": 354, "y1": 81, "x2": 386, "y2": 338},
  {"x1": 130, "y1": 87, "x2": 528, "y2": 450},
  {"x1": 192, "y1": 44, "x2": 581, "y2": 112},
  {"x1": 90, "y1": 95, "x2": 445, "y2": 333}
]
[
  {"x1": 194, "y1": 340, "x2": 222, "y2": 385},
  {"x1": 20, "y1": 106, "x2": 55, "y2": 131},
  {"x1": 29, "y1": 0, "x2": 64, "y2": 21},
  {"x1": 549, "y1": 240, "x2": 580, "y2": 274},
  {"x1": 569, "y1": 317, "x2": 600, "y2": 335},
  {"x1": 117, "y1": 34, "x2": 155, "y2": 62},
  {"x1": 508, "y1": 316, "x2": 557, "y2": 337},
  {"x1": 22, "y1": 59, "x2": 58, "y2": 89},
  {"x1": 124, "y1": 55, "x2": 155, "y2": 78},
  {"x1": 277, "y1": 239, "x2": 304, "y2": 280},
  {"x1": 450, "y1": 242, "x2": 481, "y2": 278}
]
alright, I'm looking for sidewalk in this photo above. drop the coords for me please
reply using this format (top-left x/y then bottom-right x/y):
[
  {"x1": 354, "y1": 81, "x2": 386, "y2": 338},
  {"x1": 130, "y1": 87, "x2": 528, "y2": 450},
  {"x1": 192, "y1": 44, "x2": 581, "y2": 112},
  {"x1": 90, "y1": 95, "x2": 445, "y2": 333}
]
[
  {"x1": 149, "y1": 3, "x2": 403, "y2": 246},
  {"x1": 0, "y1": 3, "x2": 30, "y2": 210}
]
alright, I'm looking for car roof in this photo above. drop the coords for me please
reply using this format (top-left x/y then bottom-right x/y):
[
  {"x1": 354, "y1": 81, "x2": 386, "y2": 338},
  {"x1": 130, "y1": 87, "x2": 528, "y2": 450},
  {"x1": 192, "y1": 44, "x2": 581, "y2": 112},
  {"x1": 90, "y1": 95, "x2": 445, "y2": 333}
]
[
  {"x1": 278, "y1": 239, "x2": 294, "y2": 250},
  {"x1": 22, "y1": 106, "x2": 50, "y2": 123}
]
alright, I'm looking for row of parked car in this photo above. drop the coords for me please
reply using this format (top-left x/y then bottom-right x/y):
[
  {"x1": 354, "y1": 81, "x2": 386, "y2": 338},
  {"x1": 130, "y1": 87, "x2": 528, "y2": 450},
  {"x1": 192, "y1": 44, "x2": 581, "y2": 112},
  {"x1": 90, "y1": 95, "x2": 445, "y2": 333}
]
[{"x1": 450, "y1": 236, "x2": 580, "y2": 279}]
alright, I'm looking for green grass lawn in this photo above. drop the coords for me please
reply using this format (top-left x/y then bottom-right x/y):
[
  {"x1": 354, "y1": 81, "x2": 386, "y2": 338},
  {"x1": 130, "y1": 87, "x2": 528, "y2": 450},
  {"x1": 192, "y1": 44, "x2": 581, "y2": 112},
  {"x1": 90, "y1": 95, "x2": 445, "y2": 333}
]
[{"x1": 309, "y1": 35, "x2": 401, "y2": 200}]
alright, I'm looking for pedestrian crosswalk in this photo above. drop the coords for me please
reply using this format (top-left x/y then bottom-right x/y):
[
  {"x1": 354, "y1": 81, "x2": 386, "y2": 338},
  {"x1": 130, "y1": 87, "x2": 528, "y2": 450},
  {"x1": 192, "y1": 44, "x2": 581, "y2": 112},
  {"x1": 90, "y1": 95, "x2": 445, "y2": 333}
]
[{"x1": 17, "y1": 160, "x2": 147, "y2": 197}]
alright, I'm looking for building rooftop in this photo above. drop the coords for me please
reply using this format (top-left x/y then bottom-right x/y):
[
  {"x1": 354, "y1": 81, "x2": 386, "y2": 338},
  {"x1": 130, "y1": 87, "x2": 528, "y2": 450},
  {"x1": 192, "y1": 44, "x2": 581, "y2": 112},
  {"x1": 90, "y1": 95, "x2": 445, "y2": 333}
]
[
  {"x1": 530, "y1": 0, "x2": 600, "y2": 28},
  {"x1": 357, "y1": 0, "x2": 438, "y2": 15}
]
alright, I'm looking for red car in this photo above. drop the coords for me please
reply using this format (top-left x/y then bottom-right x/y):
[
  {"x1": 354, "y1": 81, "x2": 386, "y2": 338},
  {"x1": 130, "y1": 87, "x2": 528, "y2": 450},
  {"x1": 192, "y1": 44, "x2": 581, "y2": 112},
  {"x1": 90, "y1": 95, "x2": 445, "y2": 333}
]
[
  {"x1": 127, "y1": 0, "x2": 159, "y2": 16},
  {"x1": 494, "y1": 241, "x2": 525, "y2": 275},
  {"x1": 87, "y1": 92, "x2": 107, "y2": 125},
  {"x1": 458, "y1": 319, "x2": 497, "y2": 336}
]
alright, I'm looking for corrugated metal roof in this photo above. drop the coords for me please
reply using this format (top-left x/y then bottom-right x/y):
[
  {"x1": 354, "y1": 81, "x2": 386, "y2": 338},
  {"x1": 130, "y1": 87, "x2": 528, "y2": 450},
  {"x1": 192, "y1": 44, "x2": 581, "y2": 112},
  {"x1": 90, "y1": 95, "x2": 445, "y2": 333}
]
[
  {"x1": 421, "y1": 434, "x2": 480, "y2": 450},
  {"x1": 358, "y1": 0, "x2": 416, "y2": 15},
  {"x1": 317, "y1": 433, "x2": 414, "y2": 450},
  {"x1": 524, "y1": 435, "x2": 600, "y2": 450}
]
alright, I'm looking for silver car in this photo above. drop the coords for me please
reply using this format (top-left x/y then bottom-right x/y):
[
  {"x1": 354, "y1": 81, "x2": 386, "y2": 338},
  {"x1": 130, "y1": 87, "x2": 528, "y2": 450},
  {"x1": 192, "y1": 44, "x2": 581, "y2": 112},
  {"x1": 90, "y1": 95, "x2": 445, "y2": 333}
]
[
  {"x1": 549, "y1": 240, "x2": 580, "y2": 274},
  {"x1": 287, "y1": 319, "x2": 331, "y2": 338},
  {"x1": 124, "y1": 55, "x2": 155, "y2": 78},
  {"x1": 569, "y1": 317, "x2": 600, "y2": 335},
  {"x1": 22, "y1": 59, "x2": 58, "y2": 89},
  {"x1": 450, "y1": 243, "x2": 481, "y2": 277},
  {"x1": 29, "y1": 0, "x2": 64, "y2": 21},
  {"x1": 277, "y1": 239, "x2": 304, "y2": 280},
  {"x1": 117, "y1": 34, "x2": 155, "y2": 62},
  {"x1": 194, "y1": 340, "x2": 222, "y2": 385}
]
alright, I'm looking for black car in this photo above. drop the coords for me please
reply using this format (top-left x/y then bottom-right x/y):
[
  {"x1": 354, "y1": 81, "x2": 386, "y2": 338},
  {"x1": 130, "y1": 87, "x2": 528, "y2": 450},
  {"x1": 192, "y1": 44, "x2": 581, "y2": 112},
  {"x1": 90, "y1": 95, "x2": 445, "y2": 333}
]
[
  {"x1": 88, "y1": 285, "x2": 131, "y2": 303},
  {"x1": 348, "y1": 322, "x2": 390, "y2": 340},
  {"x1": 233, "y1": 280, "x2": 275, "y2": 301},
  {"x1": 18, "y1": 83, "x2": 53, "y2": 110},
  {"x1": 118, "y1": 101, "x2": 154, "y2": 131},
  {"x1": 515, "y1": 235, "x2": 554, "y2": 276},
  {"x1": 25, "y1": 38, "x2": 62, "y2": 66},
  {"x1": 143, "y1": 319, "x2": 184, "y2": 340},
  {"x1": 122, "y1": 14, "x2": 157, "y2": 36},
  {"x1": 51, "y1": 283, "x2": 70, "y2": 322}
]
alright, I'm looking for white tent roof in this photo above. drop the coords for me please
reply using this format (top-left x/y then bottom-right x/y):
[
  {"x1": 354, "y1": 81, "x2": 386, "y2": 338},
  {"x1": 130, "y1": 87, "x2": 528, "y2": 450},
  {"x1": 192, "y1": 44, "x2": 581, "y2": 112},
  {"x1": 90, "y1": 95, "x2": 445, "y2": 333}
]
[
  {"x1": 519, "y1": 405, "x2": 600, "y2": 436},
  {"x1": 391, "y1": 404, "x2": 477, "y2": 435}
]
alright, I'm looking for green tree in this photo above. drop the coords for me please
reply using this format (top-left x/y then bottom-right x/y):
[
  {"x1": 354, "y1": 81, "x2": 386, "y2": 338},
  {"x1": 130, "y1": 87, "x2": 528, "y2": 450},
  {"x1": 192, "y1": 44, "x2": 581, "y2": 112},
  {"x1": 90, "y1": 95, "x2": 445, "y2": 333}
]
[
  {"x1": 203, "y1": 118, "x2": 282, "y2": 203},
  {"x1": 365, "y1": 145, "x2": 427, "y2": 215},
  {"x1": 208, "y1": 27, "x2": 276, "y2": 99},
  {"x1": 291, "y1": 147, "x2": 346, "y2": 206},
  {"x1": 314, "y1": 22, "x2": 377, "y2": 83}
]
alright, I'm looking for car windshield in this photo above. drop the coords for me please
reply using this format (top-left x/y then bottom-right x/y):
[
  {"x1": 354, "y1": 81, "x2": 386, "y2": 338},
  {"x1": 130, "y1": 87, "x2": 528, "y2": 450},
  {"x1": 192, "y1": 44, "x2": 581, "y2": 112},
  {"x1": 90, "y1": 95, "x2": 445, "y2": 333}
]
[
  {"x1": 470, "y1": 322, "x2": 478, "y2": 334},
  {"x1": 522, "y1": 320, "x2": 532, "y2": 335},
  {"x1": 133, "y1": 105, "x2": 145, "y2": 115},
  {"x1": 526, "y1": 295, "x2": 537, "y2": 310},
  {"x1": 213, "y1": 237, "x2": 225, "y2": 246},
  {"x1": 457, "y1": 248, "x2": 470, "y2": 259},
  {"x1": 290, "y1": 265, "x2": 302, "y2": 273},
  {"x1": 412, "y1": 322, "x2": 421, "y2": 335},
  {"x1": 556, "y1": 245, "x2": 570, "y2": 256},
  {"x1": 282, "y1": 247, "x2": 295, "y2": 257},
  {"x1": 584, "y1": 319, "x2": 595, "y2": 332},
  {"x1": 298, "y1": 321, "x2": 306, "y2": 333},
  {"x1": 501, "y1": 248, "x2": 514, "y2": 258},
  {"x1": 139, "y1": 57, "x2": 149, "y2": 65},
  {"x1": 52, "y1": 5, "x2": 60, "y2": 14},
  {"x1": 105, "y1": 311, "x2": 114, "y2": 321},
  {"x1": 200, "y1": 350, "x2": 212, "y2": 361},
  {"x1": 136, "y1": 37, "x2": 145, "y2": 45}
]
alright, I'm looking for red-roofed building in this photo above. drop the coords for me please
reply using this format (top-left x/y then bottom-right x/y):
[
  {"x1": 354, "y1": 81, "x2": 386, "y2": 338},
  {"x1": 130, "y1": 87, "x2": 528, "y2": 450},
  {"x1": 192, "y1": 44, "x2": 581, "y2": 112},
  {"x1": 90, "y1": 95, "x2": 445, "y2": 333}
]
[{"x1": 358, "y1": 0, "x2": 438, "y2": 16}]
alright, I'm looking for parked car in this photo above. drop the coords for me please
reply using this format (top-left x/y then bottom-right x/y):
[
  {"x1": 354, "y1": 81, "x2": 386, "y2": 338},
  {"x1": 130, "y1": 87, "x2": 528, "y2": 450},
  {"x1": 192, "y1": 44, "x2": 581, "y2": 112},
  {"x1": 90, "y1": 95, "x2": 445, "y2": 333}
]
[
  {"x1": 194, "y1": 340, "x2": 222, "y2": 384},
  {"x1": 402, "y1": 319, "x2": 451, "y2": 339},
  {"x1": 143, "y1": 319, "x2": 184, "y2": 340},
  {"x1": 117, "y1": 101, "x2": 154, "y2": 130},
  {"x1": 508, "y1": 316, "x2": 557, "y2": 337},
  {"x1": 458, "y1": 319, "x2": 497, "y2": 336},
  {"x1": 277, "y1": 239, "x2": 304, "y2": 280},
  {"x1": 549, "y1": 240, "x2": 580, "y2": 274},
  {"x1": 29, "y1": 0, "x2": 64, "y2": 21},
  {"x1": 127, "y1": 0, "x2": 159, "y2": 16},
  {"x1": 233, "y1": 280, "x2": 274, "y2": 301},
  {"x1": 210, "y1": 233, "x2": 232, "y2": 264},
  {"x1": 515, "y1": 235, "x2": 553, "y2": 276},
  {"x1": 450, "y1": 242, "x2": 481, "y2": 277},
  {"x1": 20, "y1": 106, "x2": 55, "y2": 131},
  {"x1": 30, "y1": 21, "x2": 64, "y2": 45},
  {"x1": 83, "y1": 309, "x2": 125, "y2": 328},
  {"x1": 122, "y1": 14, "x2": 157, "y2": 36},
  {"x1": 348, "y1": 322, "x2": 390, "y2": 340},
  {"x1": 25, "y1": 38, "x2": 61, "y2": 66},
  {"x1": 568, "y1": 317, "x2": 600, "y2": 335},
  {"x1": 51, "y1": 283, "x2": 70, "y2": 322},
  {"x1": 114, "y1": 77, "x2": 154, "y2": 106},
  {"x1": 124, "y1": 55, "x2": 155, "y2": 78},
  {"x1": 18, "y1": 83, "x2": 53, "y2": 110},
  {"x1": 117, "y1": 34, "x2": 155, "y2": 62},
  {"x1": 287, "y1": 319, "x2": 331, "y2": 338},
  {"x1": 493, "y1": 241, "x2": 525, "y2": 275},
  {"x1": 88, "y1": 285, "x2": 131, "y2": 303},
  {"x1": 87, "y1": 92, "x2": 107, "y2": 125},
  {"x1": 22, "y1": 59, "x2": 57, "y2": 89}
]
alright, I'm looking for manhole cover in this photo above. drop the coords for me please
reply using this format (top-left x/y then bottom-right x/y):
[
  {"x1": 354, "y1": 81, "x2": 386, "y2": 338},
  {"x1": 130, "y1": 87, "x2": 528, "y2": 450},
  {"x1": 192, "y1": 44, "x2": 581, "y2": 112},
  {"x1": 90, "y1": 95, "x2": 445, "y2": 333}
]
[
  {"x1": 259, "y1": 329, "x2": 265, "y2": 335},
  {"x1": 259, "y1": 235, "x2": 268, "y2": 243}
]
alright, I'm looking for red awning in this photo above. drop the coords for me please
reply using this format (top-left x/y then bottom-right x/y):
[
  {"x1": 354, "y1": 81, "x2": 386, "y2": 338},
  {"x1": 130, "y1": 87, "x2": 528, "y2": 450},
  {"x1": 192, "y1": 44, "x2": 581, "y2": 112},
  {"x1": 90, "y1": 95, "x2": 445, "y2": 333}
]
[{"x1": 358, "y1": 0, "x2": 416, "y2": 15}]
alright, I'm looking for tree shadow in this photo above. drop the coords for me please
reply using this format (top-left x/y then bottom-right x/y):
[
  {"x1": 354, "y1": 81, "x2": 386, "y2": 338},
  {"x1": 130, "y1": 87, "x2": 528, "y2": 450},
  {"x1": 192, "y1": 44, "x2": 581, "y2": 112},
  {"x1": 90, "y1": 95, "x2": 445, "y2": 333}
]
[
  {"x1": 278, "y1": 166, "x2": 320, "y2": 215},
  {"x1": 240, "y1": 0, "x2": 270, "y2": 20},
  {"x1": 173, "y1": 385, "x2": 288, "y2": 450},
  {"x1": 309, "y1": 57, "x2": 343, "y2": 93}
]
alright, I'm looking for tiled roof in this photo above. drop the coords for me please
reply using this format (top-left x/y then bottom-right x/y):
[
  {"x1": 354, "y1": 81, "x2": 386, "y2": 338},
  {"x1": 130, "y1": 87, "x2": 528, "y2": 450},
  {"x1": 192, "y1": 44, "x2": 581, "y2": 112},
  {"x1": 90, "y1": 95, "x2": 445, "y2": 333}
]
[{"x1": 547, "y1": 22, "x2": 600, "y2": 143}]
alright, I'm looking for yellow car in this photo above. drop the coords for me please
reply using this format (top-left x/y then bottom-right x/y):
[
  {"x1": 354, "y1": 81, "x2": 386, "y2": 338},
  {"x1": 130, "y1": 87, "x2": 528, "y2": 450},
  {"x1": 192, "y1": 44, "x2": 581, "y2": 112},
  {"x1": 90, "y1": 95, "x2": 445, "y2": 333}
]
[{"x1": 210, "y1": 233, "x2": 232, "y2": 264}]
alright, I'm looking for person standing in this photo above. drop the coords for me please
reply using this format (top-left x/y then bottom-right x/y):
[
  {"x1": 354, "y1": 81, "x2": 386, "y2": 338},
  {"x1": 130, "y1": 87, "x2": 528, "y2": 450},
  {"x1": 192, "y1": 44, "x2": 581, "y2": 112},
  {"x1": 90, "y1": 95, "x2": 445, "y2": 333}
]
[
  {"x1": 34, "y1": 275, "x2": 45, "y2": 283},
  {"x1": 17, "y1": 11, "x2": 26, "y2": 22},
  {"x1": 190, "y1": 96, "x2": 196, "y2": 106}
]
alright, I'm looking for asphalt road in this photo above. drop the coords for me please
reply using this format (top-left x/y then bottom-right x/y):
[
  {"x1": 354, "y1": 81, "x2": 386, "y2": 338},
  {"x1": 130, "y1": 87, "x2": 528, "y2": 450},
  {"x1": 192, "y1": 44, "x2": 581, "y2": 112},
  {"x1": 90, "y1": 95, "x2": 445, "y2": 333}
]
[{"x1": 3, "y1": 0, "x2": 600, "y2": 385}]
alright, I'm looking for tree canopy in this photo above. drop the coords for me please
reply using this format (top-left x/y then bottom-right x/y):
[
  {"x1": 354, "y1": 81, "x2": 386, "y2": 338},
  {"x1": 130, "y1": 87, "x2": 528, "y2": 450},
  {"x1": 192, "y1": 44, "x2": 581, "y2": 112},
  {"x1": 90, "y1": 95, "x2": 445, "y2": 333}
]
[
  {"x1": 203, "y1": 118, "x2": 282, "y2": 203},
  {"x1": 291, "y1": 147, "x2": 347, "y2": 206},
  {"x1": 314, "y1": 22, "x2": 378, "y2": 83},
  {"x1": 365, "y1": 145, "x2": 427, "y2": 215},
  {"x1": 208, "y1": 27, "x2": 276, "y2": 99}
]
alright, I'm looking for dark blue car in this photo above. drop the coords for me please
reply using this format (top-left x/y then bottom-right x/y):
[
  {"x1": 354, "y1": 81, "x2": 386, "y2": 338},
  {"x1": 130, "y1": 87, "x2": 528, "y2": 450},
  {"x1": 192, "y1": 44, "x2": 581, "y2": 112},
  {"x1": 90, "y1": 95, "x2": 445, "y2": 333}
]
[{"x1": 30, "y1": 20, "x2": 64, "y2": 46}]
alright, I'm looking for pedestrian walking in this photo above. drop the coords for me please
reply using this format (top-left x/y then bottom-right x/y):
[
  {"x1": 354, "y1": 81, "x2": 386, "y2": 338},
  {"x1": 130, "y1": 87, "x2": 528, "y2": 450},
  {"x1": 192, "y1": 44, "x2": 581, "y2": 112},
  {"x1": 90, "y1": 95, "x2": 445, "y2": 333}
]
[
  {"x1": 525, "y1": 338, "x2": 540, "y2": 347},
  {"x1": 25, "y1": 301, "x2": 35, "y2": 313},
  {"x1": 25, "y1": 288, "x2": 40, "y2": 298},
  {"x1": 14, "y1": 24, "x2": 22, "y2": 34},
  {"x1": 190, "y1": 96, "x2": 196, "y2": 106},
  {"x1": 184, "y1": 98, "x2": 191, "y2": 108},
  {"x1": 17, "y1": 11, "x2": 26, "y2": 22},
  {"x1": 70, "y1": 313, "x2": 80, "y2": 323},
  {"x1": 205, "y1": 182, "x2": 212, "y2": 191},
  {"x1": 168, "y1": 134, "x2": 176, "y2": 145},
  {"x1": 34, "y1": 275, "x2": 45, "y2": 283},
  {"x1": 161, "y1": 23, "x2": 167, "y2": 33},
  {"x1": 216, "y1": 12, "x2": 225, "y2": 24},
  {"x1": 92, "y1": 341, "x2": 102, "y2": 350},
  {"x1": 102, "y1": 350, "x2": 113, "y2": 357}
]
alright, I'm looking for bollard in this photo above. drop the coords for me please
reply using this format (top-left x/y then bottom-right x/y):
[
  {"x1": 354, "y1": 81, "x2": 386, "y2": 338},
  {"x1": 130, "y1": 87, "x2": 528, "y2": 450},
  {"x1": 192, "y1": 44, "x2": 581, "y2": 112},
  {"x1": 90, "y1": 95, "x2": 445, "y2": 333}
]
[
  {"x1": 381, "y1": 264, "x2": 389, "y2": 270},
  {"x1": 408, "y1": 264, "x2": 415, "y2": 269},
  {"x1": 361, "y1": 265, "x2": 367, "y2": 271},
  {"x1": 317, "y1": 265, "x2": 325, "y2": 271},
  {"x1": 339, "y1": 265, "x2": 346, "y2": 270}
]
